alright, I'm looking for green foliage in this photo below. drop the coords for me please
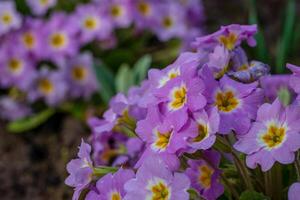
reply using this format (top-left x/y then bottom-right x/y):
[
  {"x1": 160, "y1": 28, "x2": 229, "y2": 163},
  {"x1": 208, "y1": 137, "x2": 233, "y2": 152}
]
[
  {"x1": 133, "y1": 55, "x2": 152, "y2": 84},
  {"x1": 115, "y1": 64, "x2": 134, "y2": 93},
  {"x1": 240, "y1": 190, "x2": 270, "y2": 200},
  {"x1": 7, "y1": 108, "x2": 55, "y2": 133}
]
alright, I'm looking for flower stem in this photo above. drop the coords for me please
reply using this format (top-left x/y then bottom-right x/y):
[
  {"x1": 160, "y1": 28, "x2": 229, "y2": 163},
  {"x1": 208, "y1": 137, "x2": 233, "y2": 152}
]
[{"x1": 294, "y1": 151, "x2": 300, "y2": 182}]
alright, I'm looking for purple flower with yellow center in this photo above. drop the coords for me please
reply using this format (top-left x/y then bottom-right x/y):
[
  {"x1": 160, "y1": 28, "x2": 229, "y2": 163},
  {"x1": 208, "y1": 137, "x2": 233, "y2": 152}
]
[
  {"x1": 64, "y1": 52, "x2": 98, "y2": 99},
  {"x1": 0, "y1": 48, "x2": 34, "y2": 90},
  {"x1": 74, "y1": 4, "x2": 113, "y2": 44},
  {"x1": 228, "y1": 47, "x2": 270, "y2": 82},
  {"x1": 185, "y1": 150, "x2": 224, "y2": 200},
  {"x1": 206, "y1": 45, "x2": 230, "y2": 78},
  {"x1": 42, "y1": 13, "x2": 78, "y2": 60},
  {"x1": 124, "y1": 156, "x2": 190, "y2": 200},
  {"x1": 86, "y1": 168, "x2": 135, "y2": 200},
  {"x1": 180, "y1": 0, "x2": 205, "y2": 27},
  {"x1": 154, "y1": 67, "x2": 206, "y2": 130},
  {"x1": 152, "y1": 2, "x2": 187, "y2": 41},
  {"x1": 287, "y1": 64, "x2": 300, "y2": 99},
  {"x1": 234, "y1": 99, "x2": 300, "y2": 171},
  {"x1": 187, "y1": 107, "x2": 220, "y2": 151},
  {"x1": 0, "y1": 1, "x2": 21, "y2": 35},
  {"x1": 201, "y1": 67, "x2": 263, "y2": 134},
  {"x1": 288, "y1": 182, "x2": 300, "y2": 200},
  {"x1": 26, "y1": 0, "x2": 57, "y2": 16},
  {"x1": 28, "y1": 68, "x2": 67, "y2": 106},
  {"x1": 65, "y1": 140, "x2": 94, "y2": 200},
  {"x1": 105, "y1": 0, "x2": 133, "y2": 28},
  {"x1": 192, "y1": 24, "x2": 257, "y2": 52},
  {"x1": 133, "y1": 0, "x2": 158, "y2": 29}
]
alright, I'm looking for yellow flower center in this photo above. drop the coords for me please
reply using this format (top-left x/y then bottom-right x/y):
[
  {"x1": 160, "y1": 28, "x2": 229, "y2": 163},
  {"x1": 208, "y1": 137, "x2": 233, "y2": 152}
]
[
  {"x1": 153, "y1": 130, "x2": 172, "y2": 151},
  {"x1": 1, "y1": 12, "x2": 12, "y2": 25},
  {"x1": 49, "y1": 33, "x2": 67, "y2": 49},
  {"x1": 111, "y1": 5, "x2": 123, "y2": 17},
  {"x1": 8, "y1": 58, "x2": 23, "y2": 74},
  {"x1": 261, "y1": 124, "x2": 286, "y2": 149},
  {"x1": 169, "y1": 85, "x2": 187, "y2": 110},
  {"x1": 215, "y1": 90, "x2": 239, "y2": 112},
  {"x1": 162, "y1": 16, "x2": 173, "y2": 29},
  {"x1": 158, "y1": 69, "x2": 180, "y2": 88},
  {"x1": 71, "y1": 66, "x2": 87, "y2": 82},
  {"x1": 193, "y1": 124, "x2": 209, "y2": 142},
  {"x1": 198, "y1": 165, "x2": 214, "y2": 189},
  {"x1": 111, "y1": 192, "x2": 122, "y2": 200},
  {"x1": 218, "y1": 32, "x2": 238, "y2": 50},
  {"x1": 137, "y1": 2, "x2": 151, "y2": 16},
  {"x1": 150, "y1": 181, "x2": 170, "y2": 200},
  {"x1": 84, "y1": 16, "x2": 98, "y2": 30},
  {"x1": 39, "y1": 0, "x2": 49, "y2": 6},
  {"x1": 22, "y1": 32, "x2": 36, "y2": 49},
  {"x1": 38, "y1": 79, "x2": 54, "y2": 95}
]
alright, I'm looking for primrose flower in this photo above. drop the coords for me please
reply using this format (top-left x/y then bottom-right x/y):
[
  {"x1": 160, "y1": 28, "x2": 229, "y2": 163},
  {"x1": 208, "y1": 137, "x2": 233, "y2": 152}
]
[
  {"x1": 201, "y1": 67, "x2": 263, "y2": 134},
  {"x1": 287, "y1": 64, "x2": 300, "y2": 99},
  {"x1": 133, "y1": 0, "x2": 158, "y2": 29},
  {"x1": 185, "y1": 150, "x2": 224, "y2": 200},
  {"x1": 73, "y1": 4, "x2": 113, "y2": 44},
  {"x1": 187, "y1": 107, "x2": 220, "y2": 151},
  {"x1": 28, "y1": 68, "x2": 67, "y2": 106},
  {"x1": 0, "y1": 96, "x2": 31, "y2": 121},
  {"x1": 288, "y1": 182, "x2": 300, "y2": 200},
  {"x1": 86, "y1": 168, "x2": 135, "y2": 200},
  {"x1": 0, "y1": 1, "x2": 21, "y2": 35},
  {"x1": 234, "y1": 99, "x2": 300, "y2": 171},
  {"x1": 65, "y1": 140, "x2": 94, "y2": 200},
  {"x1": 26, "y1": 0, "x2": 57, "y2": 15},
  {"x1": 105, "y1": 0, "x2": 133, "y2": 28},
  {"x1": 124, "y1": 156, "x2": 190, "y2": 200},
  {"x1": 63, "y1": 53, "x2": 98, "y2": 99},
  {"x1": 192, "y1": 24, "x2": 257, "y2": 51}
]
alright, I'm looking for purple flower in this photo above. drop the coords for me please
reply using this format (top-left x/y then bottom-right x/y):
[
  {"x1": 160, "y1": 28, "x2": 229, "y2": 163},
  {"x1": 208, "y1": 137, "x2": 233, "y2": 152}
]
[
  {"x1": 0, "y1": 1, "x2": 21, "y2": 35},
  {"x1": 86, "y1": 168, "x2": 135, "y2": 200},
  {"x1": 42, "y1": 13, "x2": 78, "y2": 60},
  {"x1": 287, "y1": 64, "x2": 300, "y2": 98},
  {"x1": 288, "y1": 182, "x2": 300, "y2": 200},
  {"x1": 201, "y1": 67, "x2": 263, "y2": 134},
  {"x1": 26, "y1": 0, "x2": 57, "y2": 16},
  {"x1": 73, "y1": 4, "x2": 113, "y2": 44},
  {"x1": 185, "y1": 150, "x2": 224, "y2": 200},
  {"x1": 187, "y1": 107, "x2": 220, "y2": 151},
  {"x1": 234, "y1": 99, "x2": 300, "y2": 171},
  {"x1": 27, "y1": 68, "x2": 67, "y2": 106},
  {"x1": 104, "y1": 0, "x2": 133, "y2": 28},
  {"x1": 124, "y1": 156, "x2": 190, "y2": 200},
  {"x1": 63, "y1": 52, "x2": 98, "y2": 99},
  {"x1": 0, "y1": 96, "x2": 31, "y2": 121},
  {"x1": 206, "y1": 45, "x2": 230, "y2": 78},
  {"x1": 65, "y1": 140, "x2": 94, "y2": 200},
  {"x1": 192, "y1": 24, "x2": 257, "y2": 51},
  {"x1": 132, "y1": 0, "x2": 159, "y2": 30}
]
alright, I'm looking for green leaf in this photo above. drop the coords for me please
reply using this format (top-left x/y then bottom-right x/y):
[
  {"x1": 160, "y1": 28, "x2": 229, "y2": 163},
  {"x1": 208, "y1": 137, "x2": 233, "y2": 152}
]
[
  {"x1": 93, "y1": 61, "x2": 116, "y2": 104},
  {"x1": 133, "y1": 55, "x2": 152, "y2": 84},
  {"x1": 275, "y1": 0, "x2": 296, "y2": 73},
  {"x1": 115, "y1": 64, "x2": 134, "y2": 93},
  {"x1": 93, "y1": 166, "x2": 118, "y2": 176},
  {"x1": 278, "y1": 87, "x2": 291, "y2": 106},
  {"x1": 248, "y1": 0, "x2": 269, "y2": 64},
  {"x1": 7, "y1": 108, "x2": 55, "y2": 133},
  {"x1": 240, "y1": 190, "x2": 270, "y2": 200}
]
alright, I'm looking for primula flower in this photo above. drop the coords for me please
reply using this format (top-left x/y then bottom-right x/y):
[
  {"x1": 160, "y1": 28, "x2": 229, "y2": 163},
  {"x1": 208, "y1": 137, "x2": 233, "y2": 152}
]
[
  {"x1": 26, "y1": 0, "x2": 57, "y2": 16},
  {"x1": 124, "y1": 156, "x2": 190, "y2": 200},
  {"x1": 234, "y1": 99, "x2": 300, "y2": 171},
  {"x1": 287, "y1": 64, "x2": 300, "y2": 100},
  {"x1": 201, "y1": 67, "x2": 263, "y2": 134},
  {"x1": 133, "y1": 0, "x2": 158, "y2": 29},
  {"x1": 28, "y1": 68, "x2": 67, "y2": 106},
  {"x1": 0, "y1": 96, "x2": 31, "y2": 121},
  {"x1": 86, "y1": 168, "x2": 135, "y2": 200},
  {"x1": 0, "y1": 1, "x2": 21, "y2": 35},
  {"x1": 185, "y1": 150, "x2": 224, "y2": 200},
  {"x1": 63, "y1": 53, "x2": 98, "y2": 99},
  {"x1": 192, "y1": 24, "x2": 257, "y2": 51},
  {"x1": 74, "y1": 4, "x2": 113, "y2": 44},
  {"x1": 288, "y1": 182, "x2": 300, "y2": 200},
  {"x1": 105, "y1": 0, "x2": 133, "y2": 28},
  {"x1": 65, "y1": 140, "x2": 94, "y2": 200},
  {"x1": 187, "y1": 107, "x2": 220, "y2": 151}
]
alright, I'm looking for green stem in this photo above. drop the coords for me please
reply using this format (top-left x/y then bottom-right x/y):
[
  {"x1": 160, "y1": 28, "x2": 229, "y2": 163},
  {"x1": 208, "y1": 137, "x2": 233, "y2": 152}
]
[
  {"x1": 294, "y1": 151, "x2": 300, "y2": 182},
  {"x1": 93, "y1": 166, "x2": 118, "y2": 177}
]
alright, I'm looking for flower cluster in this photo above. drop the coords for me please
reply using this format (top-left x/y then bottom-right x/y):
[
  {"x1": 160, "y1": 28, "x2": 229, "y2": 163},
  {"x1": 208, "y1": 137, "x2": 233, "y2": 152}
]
[
  {"x1": 66, "y1": 24, "x2": 300, "y2": 200},
  {"x1": 0, "y1": 0, "x2": 204, "y2": 121}
]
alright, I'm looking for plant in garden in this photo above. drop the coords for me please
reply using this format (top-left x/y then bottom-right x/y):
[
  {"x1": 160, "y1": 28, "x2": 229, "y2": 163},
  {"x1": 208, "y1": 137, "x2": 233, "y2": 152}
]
[
  {"x1": 66, "y1": 24, "x2": 300, "y2": 200},
  {"x1": 0, "y1": 0, "x2": 204, "y2": 132}
]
